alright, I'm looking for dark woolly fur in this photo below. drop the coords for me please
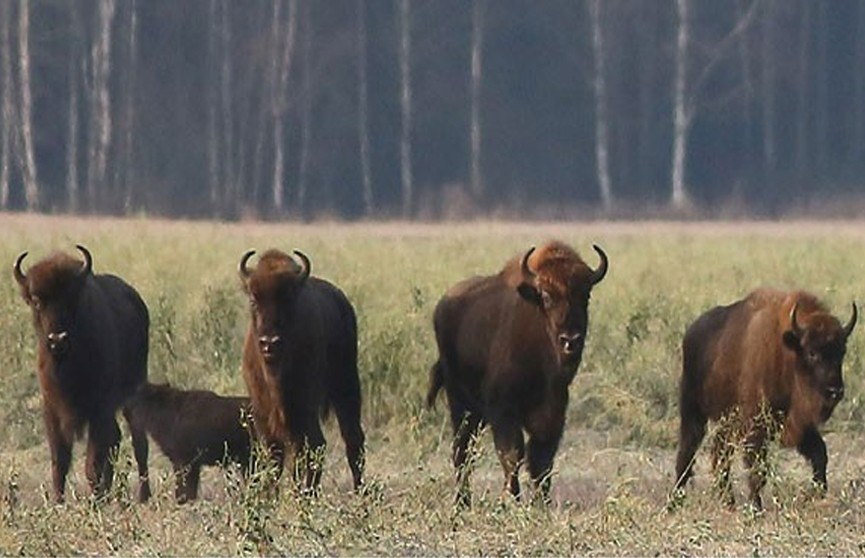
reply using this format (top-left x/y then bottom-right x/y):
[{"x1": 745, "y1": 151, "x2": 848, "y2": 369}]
[{"x1": 125, "y1": 382, "x2": 254, "y2": 503}]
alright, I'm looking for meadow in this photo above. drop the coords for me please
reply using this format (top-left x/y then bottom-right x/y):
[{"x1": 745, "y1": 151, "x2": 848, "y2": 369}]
[{"x1": 1, "y1": 213, "x2": 865, "y2": 555}]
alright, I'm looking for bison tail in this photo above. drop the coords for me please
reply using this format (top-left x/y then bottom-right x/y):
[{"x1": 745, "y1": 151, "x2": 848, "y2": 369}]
[{"x1": 426, "y1": 360, "x2": 445, "y2": 409}]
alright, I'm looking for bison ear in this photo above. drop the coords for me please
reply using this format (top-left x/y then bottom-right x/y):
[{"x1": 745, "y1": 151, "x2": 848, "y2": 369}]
[
  {"x1": 517, "y1": 282, "x2": 543, "y2": 307},
  {"x1": 782, "y1": 330, "x2": 802, "y2": 353}
]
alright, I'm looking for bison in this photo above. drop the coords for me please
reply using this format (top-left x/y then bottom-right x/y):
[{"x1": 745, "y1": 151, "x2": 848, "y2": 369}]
[
  {"x1": 238, "y1": 248, "x2": 365, "y2": 493},
  {"x1": 427, "y1": 240, "x2": 608, "y2": 505},
  {"x1": 13, "y1": 245, "x2": 151, "y2": 502},
  {"x1": 125, "y1": 382, "x2": 254, "y2": 503},
  {"x1": 673, "y1": 288, "x2": 857, "y2": 509}
]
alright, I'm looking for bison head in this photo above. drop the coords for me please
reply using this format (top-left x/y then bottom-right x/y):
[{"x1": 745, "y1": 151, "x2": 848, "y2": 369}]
[
  {"x1": 13, "y1": 245, "x2": 94, "y2": 360},
  {"x1": 783, "y1": 301, "x2": 857, "y2": 411},
  {"x1": 239, "y1": 248, "x2": 310, "y2": 365},
  {"x1": 516, "y1": 243, "x2": 608, "y2": 369}
]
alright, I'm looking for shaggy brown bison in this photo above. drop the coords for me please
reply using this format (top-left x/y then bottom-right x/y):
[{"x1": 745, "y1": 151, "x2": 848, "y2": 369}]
[
  {"x1": 673, "y1": 288, "x2": 857, "y2": 509},
  {"x1": 427, "y1": 240, "x2": 608, "y2": 505},
  {"x1": 125, "y1": 382, "x2": 254, "y2": 503},
  {"x1": 238, "y1": 248, "x2": 364, "y2": 492},
  {"x1": 13, "y1": 245, "x2": 151, "y2": 502}
]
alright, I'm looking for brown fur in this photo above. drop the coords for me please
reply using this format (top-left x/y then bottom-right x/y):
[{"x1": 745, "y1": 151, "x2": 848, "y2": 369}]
[
  {"x1": 239, "y1": 249, "x2": 365, "y2": 493},
  {"x1": 125, "y1": 383, "x2": 254, "y2": 503},
  {"x1": 427, "y1": 240, "x2": 608, "y2": 505},
  {"x1": 674, "y1": 288, "x2": 856, "y2": 509},
  {"x1": 14, "y1": 246, "x2": 151, "y2": 502}
]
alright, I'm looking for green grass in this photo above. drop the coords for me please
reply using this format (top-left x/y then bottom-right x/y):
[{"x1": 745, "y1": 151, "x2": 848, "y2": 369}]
[{"x1": 1, "y1": 214, "x2": 865, "y2": 555}]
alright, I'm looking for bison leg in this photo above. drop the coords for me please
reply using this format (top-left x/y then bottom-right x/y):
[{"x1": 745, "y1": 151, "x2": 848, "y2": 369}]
[
  {"x1": 796, "y1": 427, "x2": 828, "y2": 495},
  {"x1": 44, "y1": 408, "x2": 73, "y2": 502},
  {"x1": 333, "y1": 400, "x2": 366, "y2": 492},
  {"x1": 85, "y1": 416, "x2": 121, "y2": 501},
  {"x1": 174, "y1": 463, "x2": 201, "y2": 503},
  {"x1": 122, "y1": 407, "x2": 151, "y2": 503},
  {"x1": 290, "y1": 426, "x2": 326, "y2": 495},
  {"x1": 673, "y1": 409, "x2": 707, "y2": 493},
  {"x1": 491, "y1": 419, "x2": 525, "y2": 501},
  {"x1": 526, "y1": 430, "x2": 563, "y2": 505},
  {"x1": 742, "y1": 428, "x2": 769, "y2": 511},
  {"x1": 710, "y1": 426, "x2": 735, "y2": 508},
  {"x1": 450, "y1": 407, "x2": 482, "y2": 508}
]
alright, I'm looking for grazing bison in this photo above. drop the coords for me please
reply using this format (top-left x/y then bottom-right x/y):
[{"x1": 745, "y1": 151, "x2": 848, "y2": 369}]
[
  {"x1": 238, "y1": 248, "x2": 365, "y2": 492},
  {"x1": 673, "y1": 288, "x2": 857, "y2": 509},
  {"x1": 427, "y1": 240, "x2": 608, "y2": 505},
  {"x1": 13, "y1": 245, "x2": 151, "y2": 502},
  {"x1": 125, "y1": 382, "x2": 254, "y2": 503}
]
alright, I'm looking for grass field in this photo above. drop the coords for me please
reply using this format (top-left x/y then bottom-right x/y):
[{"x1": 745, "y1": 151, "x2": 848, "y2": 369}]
[{"x1": 1, "y1": 213, "x2": 865, "y2": 555}]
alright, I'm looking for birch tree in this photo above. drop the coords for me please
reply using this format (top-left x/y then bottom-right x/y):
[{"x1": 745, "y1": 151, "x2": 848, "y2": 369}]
[
  {"x1": 218, "y1": 0, "x2": 235, "y2": 217},
  {"x1": 296, "y1": 0, "x2": 312, "y2": 215},
  {"x1": 398, "y1": 0, "x2": 413, "y2": 218},
  {"x1": 588, "y1": 0, "x2": 612, "y2": 209},
  {"x1": 272, "y1": 0, "x2": 298, "y2": 214},
  {"x1": 65, "y1": 6, "x2": 82, "y2": 212},
  {"x1": 760, "y1": 0, "x2": 777, "y2": 191},
  {"x1": 207, "y1": 0, "x2": 220, "y2": 215},
  {"x1": 357, "y1": 0, "x2": 373, "y2": 215},
  {"x1": 18, "y1": 0, "x2": 38, "y2": 211},
  {"x1": 85, "y1": 0, "x2": 116, "y2": 212},
  {"x1": 469, "y1": 0, "x2": 485, "y2": 202},
  {"x1": 0, "y1": 0, "x2": 13, "y2": 210}
]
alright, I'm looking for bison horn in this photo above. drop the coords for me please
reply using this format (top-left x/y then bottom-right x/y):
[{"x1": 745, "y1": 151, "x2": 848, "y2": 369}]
[
  {"x1": 13, "y1": 251, "x2": 28, "y2": 286},
  {"x1": 789, "y1": 303, "x2": 805, "y2": 339},
  {"x1": 75, "y1": 245, "x2": 92, "y2": 277},
  {"x1": 239, "y1": 250, "x2": 256, "y2": 279},
  {"x1": 843, "y1": 302, "x2": 858, "y2": 339},
  {"x1": 590, "y1": 244, "x2": 608, "y2": 286},
  {"x1": 293, "y1": 250, "x2": 311, "y2": 282},
  {"x1": 520, "y1": 246, "x2": 537, "y2": 280}
]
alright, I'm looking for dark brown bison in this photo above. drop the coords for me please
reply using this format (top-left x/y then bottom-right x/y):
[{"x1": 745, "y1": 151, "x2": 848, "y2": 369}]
[
  {"x1": 238, "y1": 248, "x2": 364, "y2": 492},
  {"x1": 13, "y1": 245, "x2": 151, "y2": 502},
  {"x1": 125, "y1": 382, "x2": 254, "y2": 503},
  {"x1": 673, "y1": 288, "x2": 857, "y2": 509},
  {"x1": 427, "y1": 240, "x2": 608, "y2": 505}
]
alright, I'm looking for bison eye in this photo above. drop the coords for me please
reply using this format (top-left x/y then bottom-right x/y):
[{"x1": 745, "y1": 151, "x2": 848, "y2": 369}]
[
  {"x1": 806, "y1": 349, "x2": 820, "y2": 363},
  {"x1": 30, "y1": 296, "x2": 42, "y2": 310}
]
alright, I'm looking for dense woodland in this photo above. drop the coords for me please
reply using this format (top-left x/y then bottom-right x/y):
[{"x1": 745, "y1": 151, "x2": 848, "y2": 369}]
[{"x1": 1, "y1": 0, "x2": 864, "y2": 219}]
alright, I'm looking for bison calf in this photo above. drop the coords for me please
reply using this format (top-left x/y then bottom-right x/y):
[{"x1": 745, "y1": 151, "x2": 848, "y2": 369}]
[
  {"x1": 674, "y1": 288, "x2": 857, "y2": 509},
  {"x1": 125, "y1": 382, "x2": 254, "y2": 503}
]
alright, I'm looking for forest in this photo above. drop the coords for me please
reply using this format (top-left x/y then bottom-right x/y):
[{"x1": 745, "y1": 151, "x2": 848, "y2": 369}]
[{"x1": 1, "y1": 0, "x2": 864, "y2": 219}]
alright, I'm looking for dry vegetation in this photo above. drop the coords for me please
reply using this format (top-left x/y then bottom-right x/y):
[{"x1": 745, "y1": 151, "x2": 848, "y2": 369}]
[{"x1": 1, "y1": 213, "x2": 865, "y2": 555}]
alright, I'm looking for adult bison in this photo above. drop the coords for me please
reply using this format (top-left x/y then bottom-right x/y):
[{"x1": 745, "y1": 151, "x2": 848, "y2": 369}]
[
  {"x1": 427, "y1": 240, "x2": 608, "y2": 505},
  {"x1": 238, "y1": 248, "x2": 364, "y2": 493},
  {"x1": 13, "y1": 245, "x2": 151, "y2": 502},
  {"x1": 673, "y1": 288, "x2": 857, "y2": 509},
  {"x1": 125, "y1": 382, "x2": 254, "y2": 503}
]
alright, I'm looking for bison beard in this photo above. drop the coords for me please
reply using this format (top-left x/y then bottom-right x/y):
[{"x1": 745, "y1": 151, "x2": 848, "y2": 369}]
[
  {"x1": 239, "y1": 248, "x2": 365, "y2": 493},
  {"x1": 125, "y1": 383, "x2": 255, "y2": 503},
  {"x1": 427, "y1": 240, "x2": 608, "y2": 506},
  {"x1": 14, "y1": 245, "x2": 151, "y2": 503},
  {"x1": 673, "y1": 288, "x2": 857, "y2": 510}
]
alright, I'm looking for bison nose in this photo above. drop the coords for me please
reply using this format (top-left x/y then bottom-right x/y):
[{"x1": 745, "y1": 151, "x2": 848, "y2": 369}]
[
  {"x1": 558, "y1": 333, "x2": 583, "y2": 355},
  {"x1": 47, "y1": 331, "x2": 69, "y2": 355},
  {"x1": 826, "y1": 386, "x2": 845, "y2": 402},
  {"x1": 258, "y1": 335, "x2": 281, "y2": 357}
]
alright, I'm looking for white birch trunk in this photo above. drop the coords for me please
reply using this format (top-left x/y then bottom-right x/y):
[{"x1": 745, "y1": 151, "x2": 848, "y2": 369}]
[
  {"x1": 357, "y1": 0, "x2": 373, "y2": 216},
  {"x1": 296, "y1": 0, "x2": 312, "y2": 214},
  {"x1": 0, "y1": 1, "x2": 12, "y2": 209},
  {"x1": 18, "y1": 0, "x2": 38, "y2": 211},
  {"x1": 761, "y1": 1, "x2": 776, "y2": 187},
  {"x1": 589, "y1": 0, "x2": 612, "y2": 210},
  {"x1": 207, "y1": 0, "x2": 220, "y2": 214},
  {"x1": 398, "y1": 0, "x2": 413, "y2": 218},
  {"x1": 735, "y1": 0, "x2": 755, "y2": 182},
  {"x1": 219, "y1": 0, "x2": 235, "y2": 215},
  {"x1": 671, "y1": 0, "x2": 691, "y2": 209},
  {"x1": 66, "y1": 46, "x2": 81, "y2": 213},
  {"x1": 271, "y1": 0, "x2": 297, "y2": 213},
  {"x1": 469, "y1": 0, "x2": 484, "y2": 202},
  {"x1": 121, "y1": 0, "x2": 138, "y2": 211},
  {"x1": 85, "y1": 0, "x2": 116, "y2": 212}
]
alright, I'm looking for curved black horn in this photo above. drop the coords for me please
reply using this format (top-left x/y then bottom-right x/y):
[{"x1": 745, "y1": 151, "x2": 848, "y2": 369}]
[
  {"x1": 520, "y1": 246, "x2": 537, "y2": 280},
  {"x1": 239, "y1": 250, "x2": 256, "y2": 278},
  {"x1": 293, "y1": 250, "x2": 311, "y2": 282},
  {"x1": 843, "y1": 302, "x2": 858, "y2": 339},
  {"x1": 790, "y1": 303, "x2": 805, "y2": 338},
  {"x1": 13, "y1": 251, "x2": 28, "y2": 286},
  {"x1": 590, "y1": 244, "x2": 608, "y2": 285},
  {"x1": 75, "y1": 245, "x2": 92, "y2": 277}
]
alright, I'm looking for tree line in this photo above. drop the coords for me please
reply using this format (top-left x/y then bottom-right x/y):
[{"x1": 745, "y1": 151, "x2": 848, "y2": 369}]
[{"x1": 1, "y1": 0, "x2": 864, "y2": 220}]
